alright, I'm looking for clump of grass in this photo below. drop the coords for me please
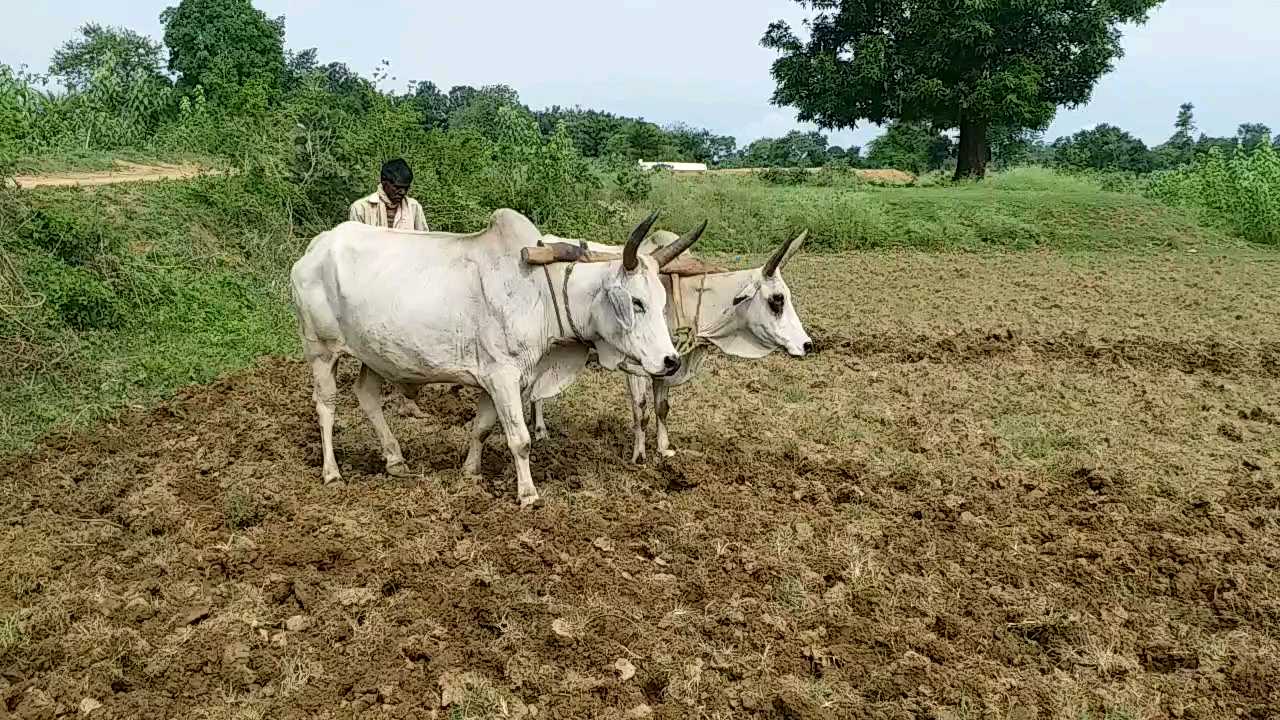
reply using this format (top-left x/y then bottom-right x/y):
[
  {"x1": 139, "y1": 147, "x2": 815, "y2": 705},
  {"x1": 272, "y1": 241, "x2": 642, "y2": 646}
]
[
  {"x1": 222, "y1": 480, "x2": 278, "y2": 530},
  {"x1": 0, "y1": 612, "x2": 27, "y2": 657},
  {"x1": 995, "y1": 415, "x2": 1086, "y2": 462},
  {"x1": 605, "y1": 169, "x2": 1233, "y2": 255}
]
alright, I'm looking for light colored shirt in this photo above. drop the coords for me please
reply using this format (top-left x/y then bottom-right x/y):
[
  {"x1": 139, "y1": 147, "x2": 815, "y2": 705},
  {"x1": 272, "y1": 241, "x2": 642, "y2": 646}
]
[{"x1": 348, "y1": 189, "x2": 429, "y2": 231}]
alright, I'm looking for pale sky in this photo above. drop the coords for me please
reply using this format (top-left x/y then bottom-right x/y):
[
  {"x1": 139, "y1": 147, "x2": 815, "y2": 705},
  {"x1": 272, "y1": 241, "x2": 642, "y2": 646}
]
[{"x1": 4, "y1": 1, "x2": 1276, "y2": 150}]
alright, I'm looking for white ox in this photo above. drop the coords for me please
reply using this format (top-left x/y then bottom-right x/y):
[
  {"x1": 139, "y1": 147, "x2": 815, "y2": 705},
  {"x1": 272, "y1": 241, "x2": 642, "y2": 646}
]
[
  {"x1": 289, "y1": 209, "x2": 706, "y2": 506},
  {"x1": 530, "y1": 229, "x2": 813, "y2": 462}
]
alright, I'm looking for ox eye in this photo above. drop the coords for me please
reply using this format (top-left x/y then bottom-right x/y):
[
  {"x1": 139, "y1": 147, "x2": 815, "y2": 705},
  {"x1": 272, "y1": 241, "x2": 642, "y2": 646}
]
[
  {"x1": 632, "y1": 298, "x2": 646, "y2": 313},
  {"x1": 768, "y1": 294, "x2": 785, "y2": 315}
]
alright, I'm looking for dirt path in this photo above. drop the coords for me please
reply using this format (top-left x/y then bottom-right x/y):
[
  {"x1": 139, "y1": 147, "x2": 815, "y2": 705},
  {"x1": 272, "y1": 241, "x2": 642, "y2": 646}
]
[{"x1": 9, "y1": 161, "x2": 225, "y2": 190}]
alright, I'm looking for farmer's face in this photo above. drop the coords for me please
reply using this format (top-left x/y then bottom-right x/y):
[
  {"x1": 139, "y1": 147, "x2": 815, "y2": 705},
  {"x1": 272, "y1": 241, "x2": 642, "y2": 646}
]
[{"x1": 381, "y1": 178, "x2": 409, "y2": 205}]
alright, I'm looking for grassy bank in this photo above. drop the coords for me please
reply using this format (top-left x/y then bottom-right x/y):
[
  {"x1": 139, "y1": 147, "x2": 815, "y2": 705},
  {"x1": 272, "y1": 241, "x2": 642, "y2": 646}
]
[
  {"x1": 609, "y1": 167, "x2": 1238, "y2": 253},
  {"x1": 1, "y1": 176, "x2": 302, "y2": 452},
  {"x1": 0, "y1": 167, "x2": 1256, "y2": 452}
]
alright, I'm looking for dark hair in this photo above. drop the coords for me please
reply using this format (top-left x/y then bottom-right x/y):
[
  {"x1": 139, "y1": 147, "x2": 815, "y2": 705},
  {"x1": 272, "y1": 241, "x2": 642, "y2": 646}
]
[{"x1": 380, "y1": 158, "x2": 413, "y2": 186}]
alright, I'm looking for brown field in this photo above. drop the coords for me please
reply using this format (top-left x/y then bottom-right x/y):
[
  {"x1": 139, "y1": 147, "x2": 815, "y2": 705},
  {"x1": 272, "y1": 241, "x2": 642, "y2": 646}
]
[{"x1": 3, "y1": 249, "x2": 1279, "y2": 719}]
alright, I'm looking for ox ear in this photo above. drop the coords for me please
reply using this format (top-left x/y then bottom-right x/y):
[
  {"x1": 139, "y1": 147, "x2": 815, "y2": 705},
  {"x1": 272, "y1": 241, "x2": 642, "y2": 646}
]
[{"x1": 606, "y1": 286, "x2": 635, "y2": 330}]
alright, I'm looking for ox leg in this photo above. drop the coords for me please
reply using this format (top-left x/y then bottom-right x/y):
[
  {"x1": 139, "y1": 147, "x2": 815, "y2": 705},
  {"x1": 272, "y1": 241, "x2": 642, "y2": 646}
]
[
  {"x1": 463, "y1": 394, "x2": 498, "y2": 478},
  {"x1": 485, "y1": 375, "x2": 540, "y2": 507},
  {"x1": 309, "y1": 353, "x2": 342, "y2": 484},
  {"x1": 654, "y1": 380, "x2": 676, "y2": 458},
  {"x1": 532, "y1": 399, "x2": 549, "y2": 441},
  {"x1": 626, "y1": 374, "x2": 650, "y2": 464},
  {"x1": 354, "y1": 363, "x2": 410, "y2": 477}
]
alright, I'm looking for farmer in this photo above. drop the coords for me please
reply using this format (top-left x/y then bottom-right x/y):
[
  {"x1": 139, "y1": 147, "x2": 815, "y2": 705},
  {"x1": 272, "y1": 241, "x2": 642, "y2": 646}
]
[
  {"x1": 349, "y1": 158, "x2": 432, "y2": 417},
  {"x1": 348, "y1": 158, "x2": 429, "y2": 231}
]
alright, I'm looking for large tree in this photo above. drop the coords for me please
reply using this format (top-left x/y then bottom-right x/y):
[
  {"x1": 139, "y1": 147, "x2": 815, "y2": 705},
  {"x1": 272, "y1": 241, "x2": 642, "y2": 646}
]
[
  {"x1": 762, "y1": 0, "x2": 1165, "y2": 179},
  {"x1": 160, "y1": 0, "x2": 285, "y2": 100},
  {"x1": 50, "y1": 23, "x2": 170, "y2": 92}
]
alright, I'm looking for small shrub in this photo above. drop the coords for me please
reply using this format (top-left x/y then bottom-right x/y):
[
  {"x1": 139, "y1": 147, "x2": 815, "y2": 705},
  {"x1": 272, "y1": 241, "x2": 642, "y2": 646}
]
[
  {"x1": 614, "y1": 163, "x2": 653, "y2": 202},
  {"x1": 759, "y1": 167, "x2": 810, "y2": 186},
  {"x1": 223, "y1": 483, "x2": 268, "y2": 530}
]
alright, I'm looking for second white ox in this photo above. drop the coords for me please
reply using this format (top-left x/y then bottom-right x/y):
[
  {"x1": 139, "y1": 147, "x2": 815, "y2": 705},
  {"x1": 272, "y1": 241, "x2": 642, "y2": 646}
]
[
  {"x1": 530, "y1": 229, "x2": 813, "y2": 462},
  {"x1": 290, "y1": 209, "x2": 707, "y2": 506}
]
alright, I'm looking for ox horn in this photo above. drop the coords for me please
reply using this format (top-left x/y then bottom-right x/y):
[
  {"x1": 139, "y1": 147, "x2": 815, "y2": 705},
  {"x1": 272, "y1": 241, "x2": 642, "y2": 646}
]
[
  {"x1": 651, "y1": 219, "x2": 708, "y2": 269},
  {"x1": 623, "y1": 211, "x2": 660, "y2": 272},
  {"x1": 764, "y1": 230, "x2": 808, "y2": 277}
]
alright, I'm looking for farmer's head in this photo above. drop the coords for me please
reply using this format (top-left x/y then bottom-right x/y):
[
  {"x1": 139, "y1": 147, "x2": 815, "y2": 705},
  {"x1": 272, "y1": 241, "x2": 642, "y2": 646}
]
[{"x1": 380, "y1": 158, "x2": 413, "y2": 206}]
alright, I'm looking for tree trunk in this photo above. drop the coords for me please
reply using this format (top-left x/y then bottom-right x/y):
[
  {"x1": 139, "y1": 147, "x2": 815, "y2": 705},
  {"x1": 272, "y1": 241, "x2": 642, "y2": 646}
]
[{"x1": 954, "y1": 118, "x2": 989, "y2": 180}]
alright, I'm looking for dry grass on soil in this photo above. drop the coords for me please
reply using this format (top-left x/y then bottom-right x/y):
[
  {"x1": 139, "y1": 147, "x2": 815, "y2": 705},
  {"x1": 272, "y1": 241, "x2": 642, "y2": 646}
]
[
  {"x1": 3, "y1": 249, "x2": 1279, "y2": 719},
  {"x1": 7, "y1": 162, "x2": 225, "y2": 190}
]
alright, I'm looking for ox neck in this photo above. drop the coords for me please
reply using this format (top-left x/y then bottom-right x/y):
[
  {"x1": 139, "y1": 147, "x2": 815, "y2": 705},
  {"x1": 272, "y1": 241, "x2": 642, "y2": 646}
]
[
  {"x1": 669, "y1": 269, "x2": 754, "y2": 339},
  {"x1": 544, "y1": 261, "x2": 602, "y2": 347}
]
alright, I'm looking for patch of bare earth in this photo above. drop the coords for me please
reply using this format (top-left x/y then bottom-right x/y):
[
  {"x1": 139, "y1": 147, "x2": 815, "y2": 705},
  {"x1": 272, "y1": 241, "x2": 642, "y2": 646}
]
[
  {"x1": 3, "y1": 250, "x2": 1278, "y2": 719},
  {"x1": 9, "y1": 161, "x2": 224, "y2": 190}
]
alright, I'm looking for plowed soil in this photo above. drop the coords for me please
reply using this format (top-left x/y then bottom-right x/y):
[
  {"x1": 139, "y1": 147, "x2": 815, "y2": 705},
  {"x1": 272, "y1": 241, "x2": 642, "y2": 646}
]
[{"x1": 3, "y1": 249, "x2": 1279, "y2": 720}]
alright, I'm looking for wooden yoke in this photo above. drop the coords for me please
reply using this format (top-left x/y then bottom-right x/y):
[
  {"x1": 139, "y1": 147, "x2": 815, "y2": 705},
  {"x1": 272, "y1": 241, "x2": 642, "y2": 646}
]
[{"x1": 522, "y1": 242, "x2": 726, "y2": 276}]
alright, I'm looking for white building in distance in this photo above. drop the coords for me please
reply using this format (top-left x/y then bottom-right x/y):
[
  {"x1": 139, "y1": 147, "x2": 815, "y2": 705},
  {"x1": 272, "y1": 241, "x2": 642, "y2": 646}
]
[{"x1": 637, "y1": 159, "x2": 708, "y2": 172}]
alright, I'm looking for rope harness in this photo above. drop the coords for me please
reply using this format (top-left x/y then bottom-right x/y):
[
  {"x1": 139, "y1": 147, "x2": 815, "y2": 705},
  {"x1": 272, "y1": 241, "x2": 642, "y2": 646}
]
[
  {"x1": 668, "y1": 273, "x2": 708, "y2": 358},
  {"x1": 540, "y1": 241, "x2": 588, "y2": 346},
  {"x1": 539, "y1": 244, "x2": 728, "y2": 360}
]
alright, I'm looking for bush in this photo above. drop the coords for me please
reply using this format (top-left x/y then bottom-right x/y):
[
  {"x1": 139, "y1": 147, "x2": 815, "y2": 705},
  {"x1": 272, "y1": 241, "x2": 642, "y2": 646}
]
[
  {"x1": 758, "y1": 167, "x2": 810, "y2": 186},
  {"x1": 614, "y1": 162, "x2": 653, "y2": 202},
  {"x1": 1147, "y1": 142, "x2": 1280, "y2": 244}
]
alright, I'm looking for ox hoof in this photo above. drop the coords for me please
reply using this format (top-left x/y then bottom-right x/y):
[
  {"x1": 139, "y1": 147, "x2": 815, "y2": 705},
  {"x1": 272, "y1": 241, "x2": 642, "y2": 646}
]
[
  {"x1": 658, "y1": 449, "x2": 677, "y2": 459},
  {"x1": 518, "y1": 493, "x2": 542, "y2": 509},
  {"x1": 386, "y1": 461, "x2": 412, "y2": 478},
  {"x1": 631, "y1": 452, "x2": 647, "y2": 465},
  {"x1": 533, "y1": 426, "x2": 549, "y2": 442}
]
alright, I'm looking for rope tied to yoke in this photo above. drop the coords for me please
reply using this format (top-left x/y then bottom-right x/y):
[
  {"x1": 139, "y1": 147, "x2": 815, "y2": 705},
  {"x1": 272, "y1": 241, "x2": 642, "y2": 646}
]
[
  {"x1": 539, "y1": 238, "x2": 587, "y2": 346},
  {"x1": 668, "y1": 273, "x2": 708, "y2": 358}
]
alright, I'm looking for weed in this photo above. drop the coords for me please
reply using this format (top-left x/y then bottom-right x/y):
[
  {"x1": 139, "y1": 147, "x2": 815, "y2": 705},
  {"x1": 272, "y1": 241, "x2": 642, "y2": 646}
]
[{"x1": 0, "y1": 612, "x2": 26, "y2": 656}]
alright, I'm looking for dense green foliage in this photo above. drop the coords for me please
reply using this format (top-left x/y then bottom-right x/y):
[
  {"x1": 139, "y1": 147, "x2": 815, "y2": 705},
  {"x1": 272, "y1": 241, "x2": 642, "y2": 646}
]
[
  {"x1": 762, "y1": 0, "x2": 1166, "y2": 178},
  {"x1": 161, "y1": 0, "x2": 286, "y2": 102},
  {"x1": 1148, "y1": 142, "x2": 1280, "y2": 244}
]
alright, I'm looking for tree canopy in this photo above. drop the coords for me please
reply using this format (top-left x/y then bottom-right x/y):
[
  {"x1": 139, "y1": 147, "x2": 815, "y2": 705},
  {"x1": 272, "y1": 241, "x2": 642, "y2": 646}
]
[
  {"x1": 161, "y1": 0, "x2": 286, "y2": 101},
  {"x1": 762, "y1": 0, "x2": 1166, "y2": 179},
  {"x1": 50, "y1": 23, "x2": 170, "y2": 92}
]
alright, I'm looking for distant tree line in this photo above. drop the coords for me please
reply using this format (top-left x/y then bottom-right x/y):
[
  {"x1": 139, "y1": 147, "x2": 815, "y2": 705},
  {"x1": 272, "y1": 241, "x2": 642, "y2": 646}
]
[{"x1": 3, "y1": 0, "x2": 1276, "y2": 185}]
